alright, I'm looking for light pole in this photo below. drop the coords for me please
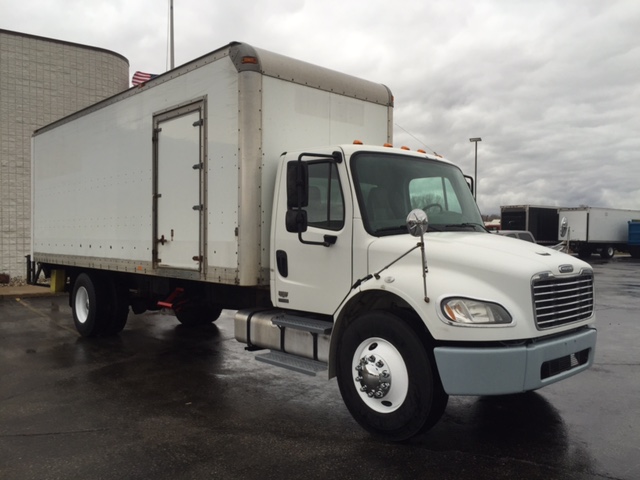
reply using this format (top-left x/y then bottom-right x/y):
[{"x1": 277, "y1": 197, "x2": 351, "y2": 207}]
[{"x1": 469, "y1": 137, "x2": 482, "y2": 200}]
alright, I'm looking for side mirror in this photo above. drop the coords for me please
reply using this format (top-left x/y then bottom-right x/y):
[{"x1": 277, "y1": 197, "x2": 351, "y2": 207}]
[
  {"x1": 287, "y1": 161, "x2": 309, "y2": 208},
  {"x1": 560, "y1": 216, "x2": 568, "y2": 238},
  {"x1": 464, "y1": 175, "x2": 474, "y2": 194},
  {"x1": 286, "y1": 209, "x2": 308, "y2": 233},
  {"x1": 407, "y1": 209, "x2": 429, "y2": 237}
]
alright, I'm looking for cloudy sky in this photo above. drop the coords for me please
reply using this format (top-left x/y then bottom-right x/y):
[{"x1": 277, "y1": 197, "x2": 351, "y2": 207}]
[{"x1": 2, "y1": 0, "x2": 639, "y2": 214}]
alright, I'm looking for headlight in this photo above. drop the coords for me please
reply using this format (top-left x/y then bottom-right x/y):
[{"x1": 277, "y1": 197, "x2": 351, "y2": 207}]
[{"x1": 441, "y1": 297, "x2": 512, "y2": 325}]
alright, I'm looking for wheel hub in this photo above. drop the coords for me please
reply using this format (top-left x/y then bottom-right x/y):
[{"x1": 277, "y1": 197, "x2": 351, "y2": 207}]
[{"x1": 355, "y1": 354, "x2": 391, "y2": 399}]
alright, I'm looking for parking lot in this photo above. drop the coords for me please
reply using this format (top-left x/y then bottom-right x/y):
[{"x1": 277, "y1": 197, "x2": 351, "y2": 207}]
[{"x1": 1, "y1": 256, "x2": 639, "y2": 480}]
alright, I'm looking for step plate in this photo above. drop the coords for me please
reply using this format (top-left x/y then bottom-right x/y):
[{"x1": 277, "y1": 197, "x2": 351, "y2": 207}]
[
  {"x1": 255, "y1": 351, "x2": 328, "y2": 377},
  {"x1": 272, "y1": 315, "x2": 332, "y2": 334}
]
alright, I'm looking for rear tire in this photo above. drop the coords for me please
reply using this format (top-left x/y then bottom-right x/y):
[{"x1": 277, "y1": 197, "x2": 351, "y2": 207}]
[
  {"x1": 336, "y1": 311, "x2": 448, "y2": 441},
  {"x1": 101, "y1": 278, "x2": 129, "y2": 335},
  {"x1": 72, "y1": 273, "x2": 108, "y2": 337},
  {"x1": 600, "y1": 245, "x2": 615, "y2": 259},
  {"x1": 175, "y1": 301, "x2": 222, "y2": 326}
]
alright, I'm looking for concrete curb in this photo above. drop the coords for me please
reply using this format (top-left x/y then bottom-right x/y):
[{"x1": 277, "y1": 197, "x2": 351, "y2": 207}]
[{"x1": 0, "y1": 285, "x2": 60, "y2": 298}]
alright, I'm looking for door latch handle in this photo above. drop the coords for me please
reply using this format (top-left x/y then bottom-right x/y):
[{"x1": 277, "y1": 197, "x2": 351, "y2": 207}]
[{"x1": 158, "y1": 235, "x2": 167, "y2": 245}]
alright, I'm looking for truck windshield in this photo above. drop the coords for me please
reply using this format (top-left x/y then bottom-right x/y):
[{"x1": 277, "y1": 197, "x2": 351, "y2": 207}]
[{"x1": 350, "y1": 151, "x2": 484, "y2": 236}]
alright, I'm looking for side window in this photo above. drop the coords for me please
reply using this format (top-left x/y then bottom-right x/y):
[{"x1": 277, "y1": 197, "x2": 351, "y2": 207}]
[
  {"x1": 307, "y1": 162, "x2": 345, "y2": 230},
  {"x1": 409, "y1": 177, "x2": 462, "y2": 214}
]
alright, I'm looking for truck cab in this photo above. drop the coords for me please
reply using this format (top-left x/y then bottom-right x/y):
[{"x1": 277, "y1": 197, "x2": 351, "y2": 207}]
[{"x1": 237, "y1": 143, "x2": 597, "y2": 441}]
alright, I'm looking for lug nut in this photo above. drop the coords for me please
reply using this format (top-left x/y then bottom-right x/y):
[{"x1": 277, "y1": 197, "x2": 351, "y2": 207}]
[
  {"x1": 368, "y1": 355, "x2": 376, "y2": 363},
  {"x1": 376, "y1": 360, "x2": 384, "y2": 368}
]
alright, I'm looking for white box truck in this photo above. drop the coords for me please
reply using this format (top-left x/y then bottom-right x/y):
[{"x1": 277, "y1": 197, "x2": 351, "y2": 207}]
[
  {"x1": 558, "y1": 207, "x2": 640, "y2": 258},
  {"x1": 31, "y1": 42, "x2": 597, "y2": 441}
]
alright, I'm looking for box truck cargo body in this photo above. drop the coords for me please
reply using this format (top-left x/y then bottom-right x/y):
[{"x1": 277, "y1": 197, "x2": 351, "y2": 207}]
[
  {"x1": 31, "y1": 42, "x2": 597, "y2": 441},
  {"x1": 558, "y1": 207, "x2": 640, "y2": 258},
  {"x1": 500, "y1": 205, "x2": 561, "y2": 245},
  {"x1": 32, "y1": 43, "x2": 392, "y2": 287}
]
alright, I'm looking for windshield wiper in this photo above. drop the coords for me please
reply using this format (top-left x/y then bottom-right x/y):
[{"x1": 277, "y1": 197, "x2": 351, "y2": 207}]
[
  {"x1": 375, "y1": 225, "x2": 407, "y2": 234},
  {"x1": 444, "y1": 223, "x2": 487, "y2": 232}
]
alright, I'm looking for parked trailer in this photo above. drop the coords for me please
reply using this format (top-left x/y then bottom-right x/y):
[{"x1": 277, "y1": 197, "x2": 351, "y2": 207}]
[
  {"x1": 500, "y1": 205, "x2": 562, "y2": 245},
  {"x1": 31, "y1": 41, "x2": 597, "y2": 441},
  {"x1": 558, "y1": 207, "x2": 640, "y2": 259}
]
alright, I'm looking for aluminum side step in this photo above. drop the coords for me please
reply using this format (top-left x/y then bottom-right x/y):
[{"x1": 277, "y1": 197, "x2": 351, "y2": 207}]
[
  {"x1": 255, "y1": 350, "x2": 328, "y2": 376},
  {"x1": 272, "y1": 314, "x2": 332, "y2": 334}
]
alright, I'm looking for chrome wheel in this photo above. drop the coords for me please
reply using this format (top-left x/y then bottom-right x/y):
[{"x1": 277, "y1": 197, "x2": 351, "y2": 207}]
[{"x1": 352, "y1": 337, "x2": 408, "y2": 413}]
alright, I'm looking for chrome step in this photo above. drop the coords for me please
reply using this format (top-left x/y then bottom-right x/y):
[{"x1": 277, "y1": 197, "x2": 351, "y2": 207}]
[{"x1": 255, "y1": 350, "x2": 328, "y2": 376}]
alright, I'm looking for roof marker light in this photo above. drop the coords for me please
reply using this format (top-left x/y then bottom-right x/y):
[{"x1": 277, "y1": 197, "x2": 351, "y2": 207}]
[
  {"x1": 353, "y1": 140, "x2": 363, "y2": 145},
  {"x1": 401, "y1": 146, "x2": 410, "y2": 150},
  {"x1": 241, "y1": 56, "x2": 259, "y2": 64},
  {"x1": 383, "y1": 143, "x2": 393, "y2": 148}
]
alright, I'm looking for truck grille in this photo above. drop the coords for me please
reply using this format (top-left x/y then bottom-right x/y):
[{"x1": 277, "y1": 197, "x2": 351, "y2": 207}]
[{"x1": 533, "y1": 272, "x2": 594, "y2": 329}]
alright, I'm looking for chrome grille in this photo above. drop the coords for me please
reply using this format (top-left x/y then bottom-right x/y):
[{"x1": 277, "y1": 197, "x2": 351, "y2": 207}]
[{"x1": 533, "y1": 272, "x2": 594, "y2": 329}]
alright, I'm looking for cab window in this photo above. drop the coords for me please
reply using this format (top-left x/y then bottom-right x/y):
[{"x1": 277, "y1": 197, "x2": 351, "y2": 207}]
[{"x1": 307, "y1": 162, "x2": 345, "y2": 231}]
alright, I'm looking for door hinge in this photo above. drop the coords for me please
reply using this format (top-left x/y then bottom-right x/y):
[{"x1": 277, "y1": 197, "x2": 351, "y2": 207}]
[
  {"x1": 192, "y1": 204, "x2": 204, "y2": 211},
  {"x1": 192, "y1": 255, "x2": 203, "y2": 262},
  {"x1": 192, "y1": 118, "x2": 204, "y2": 127},
  {"x1": 192, "y1": 163, "x2": 204, "y2": 170}
]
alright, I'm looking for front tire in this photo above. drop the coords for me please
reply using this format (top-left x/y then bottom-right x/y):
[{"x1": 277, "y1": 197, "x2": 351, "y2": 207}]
[{"x1": 336, "y1": 311, "x2": 448, "y2": 441}]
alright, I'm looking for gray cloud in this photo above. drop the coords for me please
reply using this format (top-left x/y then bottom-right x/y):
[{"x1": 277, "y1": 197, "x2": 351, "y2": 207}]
[{"x1": 2, "y1": 0, "x2": 638, "y2": 214}]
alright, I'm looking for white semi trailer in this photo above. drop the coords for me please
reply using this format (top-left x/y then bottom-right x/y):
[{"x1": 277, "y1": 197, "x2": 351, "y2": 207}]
[
  {"x1": 31, "y1": 42, "x2": 597, "y2": 441},
  {"x1": 558, "y1": 207, "x2": 640, "y2": 258}
]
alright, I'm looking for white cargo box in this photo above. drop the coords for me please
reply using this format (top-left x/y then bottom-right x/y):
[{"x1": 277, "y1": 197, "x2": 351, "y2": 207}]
[
  {"x1": 558, "y1": 207, "x2": 640, "y2": 243},
  {"x1": 32, "y1": 42, "x2": 393, "y2": 286}
]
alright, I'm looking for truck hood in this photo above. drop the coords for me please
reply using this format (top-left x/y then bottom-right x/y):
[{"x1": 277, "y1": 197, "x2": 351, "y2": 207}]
[
  {"x1": 367, "y1": 231, "x2": 589, "y2": 278},
  {"x1": 364, "y1": 231, "x2": 594, "y2": 341}
]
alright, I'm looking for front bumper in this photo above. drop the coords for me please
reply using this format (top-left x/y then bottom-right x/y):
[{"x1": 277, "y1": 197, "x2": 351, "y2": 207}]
[{"x1": 434, "y1": 327, "x2": 597, "y2": 395}]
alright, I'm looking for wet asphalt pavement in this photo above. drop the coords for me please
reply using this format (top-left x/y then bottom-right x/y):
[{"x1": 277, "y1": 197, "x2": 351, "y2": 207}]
[{"x1": 1, "y1": 257, "x2": 639, "y2": 480}]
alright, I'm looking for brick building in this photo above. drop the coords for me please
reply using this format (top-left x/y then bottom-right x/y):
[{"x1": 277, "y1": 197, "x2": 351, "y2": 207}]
[{"x1": 0, "y1": 29, "x2": 129, "y2": 281}]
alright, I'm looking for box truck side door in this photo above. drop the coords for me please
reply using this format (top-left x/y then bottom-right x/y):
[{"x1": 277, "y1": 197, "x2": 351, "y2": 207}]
[
  {"x1": 272, "y1": 154, "x2": 353, "y2": 315},
  {"x1": 153, "y1": 101, "x2": 205, "y2": 272}
]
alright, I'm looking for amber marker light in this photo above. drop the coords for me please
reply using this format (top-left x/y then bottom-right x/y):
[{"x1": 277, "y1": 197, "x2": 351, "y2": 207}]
[{"x1": 241, "y1": 56, "x2": 259, "y2": 64}]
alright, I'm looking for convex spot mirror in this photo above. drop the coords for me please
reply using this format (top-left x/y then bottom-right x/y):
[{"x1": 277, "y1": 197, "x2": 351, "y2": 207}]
[
  {"x1": 407, "y1": 209, "x2": 429, "y2": 237},
  {"x1": 286, "y1": 209, "x2": 308, "y2": 233}
]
